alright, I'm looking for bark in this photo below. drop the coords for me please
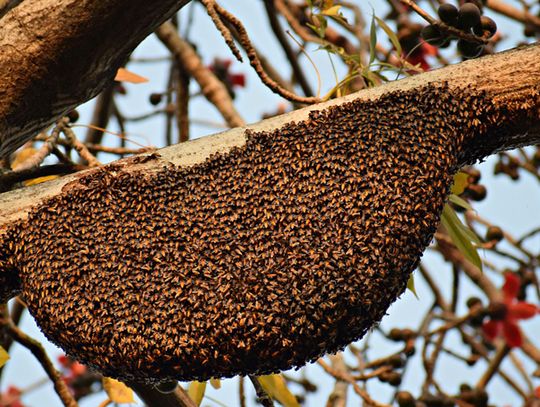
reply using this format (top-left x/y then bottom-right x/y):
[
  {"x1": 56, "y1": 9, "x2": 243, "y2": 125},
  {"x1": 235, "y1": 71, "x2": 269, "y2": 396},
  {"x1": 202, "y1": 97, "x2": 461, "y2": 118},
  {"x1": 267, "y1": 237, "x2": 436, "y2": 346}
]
[
  {"x1": 0, "y1": 43, "x2": 539, "y2": 230},
  {"x1": 0, "y1": 0, "x2": 192, "y2": 159}
]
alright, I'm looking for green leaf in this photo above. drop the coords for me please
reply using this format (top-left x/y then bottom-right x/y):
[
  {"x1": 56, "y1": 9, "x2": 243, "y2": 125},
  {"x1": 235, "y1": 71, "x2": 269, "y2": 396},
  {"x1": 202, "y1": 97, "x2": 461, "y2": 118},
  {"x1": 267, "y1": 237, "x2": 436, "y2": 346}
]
[
  {"x1": 257, "y1": 375, "x2": 300, "y2": 407},
  {"x1": 0, "y1": 346, "x2": 9, "y2": 368},
  {"x1": 441, "y1": 205, "x2": 483, "y2": 271},
  {"x1": 369, "y1": 15, "x2": 377, "y2": 64},
  {"x1": 374, "y1": 16, "x2": 401, "y2": 56},
  {"x1": 451, "y1": 172, "x2": 469, "y2": 195},
  {"x1": 407, "y1": 274, "x2": 419, "y2": 299},
  {"x1": 188, "y1": 381, "x2": 207, "y2": 406},
  {"x1": 448, "y1": 194, "x2": 473, "y2": 211}
]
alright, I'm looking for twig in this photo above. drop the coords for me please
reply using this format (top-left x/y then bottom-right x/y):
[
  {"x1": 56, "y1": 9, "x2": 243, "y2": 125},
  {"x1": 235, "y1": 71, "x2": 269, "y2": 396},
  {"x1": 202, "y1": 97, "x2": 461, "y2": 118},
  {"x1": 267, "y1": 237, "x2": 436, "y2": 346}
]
[
  {"x1": 128, "y1": 382, "x2": 196, "y2": 407},
  {"x1": 0, "y1": 311, "x2": 77, "y2": 407},
  {"x1": 476, "y1": 343, "x2": 510, "y2": 390},
  {"x1": 326, "y1": 353, "x2": 348, "y2": 407},
  {"x1": 155, "y1": 21, "x2": 245, "y2": 128},
  {"x1": 248, "y1": 376, "x2": 274, "y2": 407},
  {"x1": 318, "y1": 359, "x2": 390, "y2": 407},
  {"x1": 204, "y1": 0, "x2": 320, "y2": 104},
  {"x1": 200, "y1": 0, "x2": 242, "y2": 61},
  {"x1": 60, "y1": 119, "x2": 101, "y2": 167}
]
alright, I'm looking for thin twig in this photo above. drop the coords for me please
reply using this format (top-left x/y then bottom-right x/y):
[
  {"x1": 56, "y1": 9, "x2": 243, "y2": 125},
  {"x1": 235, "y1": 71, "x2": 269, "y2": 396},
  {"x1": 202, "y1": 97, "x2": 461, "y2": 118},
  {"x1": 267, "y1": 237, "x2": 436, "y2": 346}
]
[{"x1": 248, "y1": 376, "x2": 274, "y2": 407}]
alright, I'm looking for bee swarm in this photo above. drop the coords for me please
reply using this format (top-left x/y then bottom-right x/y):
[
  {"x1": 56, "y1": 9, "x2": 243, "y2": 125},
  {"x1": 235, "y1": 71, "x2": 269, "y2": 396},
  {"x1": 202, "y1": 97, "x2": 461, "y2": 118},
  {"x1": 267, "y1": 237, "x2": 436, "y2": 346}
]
[{"x1": 0, "y1": 84, "x2": 535, "y2": 383}]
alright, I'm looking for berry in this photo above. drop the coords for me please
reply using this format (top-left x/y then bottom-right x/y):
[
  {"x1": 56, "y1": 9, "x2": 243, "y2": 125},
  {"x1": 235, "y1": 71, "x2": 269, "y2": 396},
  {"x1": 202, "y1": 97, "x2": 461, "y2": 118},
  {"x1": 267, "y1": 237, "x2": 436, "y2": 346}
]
[
  {"x1": 457, "y1": 39, "x2": 484, "y2": 58},
  {"x1": 421, "y1": 25, "x2": 448, "y2": 46},
  {"x1": 466, "y1": 296, "x2": 482, "y2": 309},
  {"x1": 458, "y1": 3, "x2": 482, "y2": 30},
  {"x1": 473, "y1": 16, "x2": 497, "y2": 38},
  {"x1": 396, "y1": 391, "x2": 415, "y2": 407},
  {"x1": 438, "y1": 4, "x2": 459, "y2": 26},
  {"x1": 463, "y1": 183, "x2": 487, "y2": 200},
  {"x1": 464, "y1": 0, "x2": 484, "y2": 12},
  {"x1": 485, "y1": 226, "x2": 503, "y2": 242},
  {"x1": 66, "y1": 110, "x2": 79, "y2": 123},
  {"x1": 149, "y1": 93, "x2": 163, "y2": 106}
]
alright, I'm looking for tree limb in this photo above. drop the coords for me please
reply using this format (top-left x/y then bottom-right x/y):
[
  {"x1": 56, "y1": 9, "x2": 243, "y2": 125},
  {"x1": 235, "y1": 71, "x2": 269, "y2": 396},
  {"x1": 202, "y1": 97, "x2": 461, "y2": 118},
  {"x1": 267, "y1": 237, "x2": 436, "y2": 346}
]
[{"x1": 0, "y1": 0, "x2": 193, "y2": 159}]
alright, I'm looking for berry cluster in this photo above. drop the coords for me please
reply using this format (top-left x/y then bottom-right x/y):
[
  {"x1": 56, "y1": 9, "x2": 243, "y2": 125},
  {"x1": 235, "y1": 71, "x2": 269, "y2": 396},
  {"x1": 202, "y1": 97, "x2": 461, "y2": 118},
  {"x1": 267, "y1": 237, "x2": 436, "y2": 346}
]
[{"x1": 421, "y1": 1, "x2": 497, "y2": 58}]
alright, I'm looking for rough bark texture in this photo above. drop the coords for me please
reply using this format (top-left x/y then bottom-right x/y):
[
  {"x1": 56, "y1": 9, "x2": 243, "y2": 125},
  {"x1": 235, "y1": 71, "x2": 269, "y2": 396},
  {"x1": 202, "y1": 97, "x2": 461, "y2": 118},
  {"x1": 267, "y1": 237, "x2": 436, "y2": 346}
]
[
  {"x1": 1, "y1": 43, "x2": 539, "y2": 229},
  {"x1": 0, "y1": 0, "x2": 192, "y2": 158},
  {"x1": 0, "y1": 44, "x2": 538, "y2": 383}
]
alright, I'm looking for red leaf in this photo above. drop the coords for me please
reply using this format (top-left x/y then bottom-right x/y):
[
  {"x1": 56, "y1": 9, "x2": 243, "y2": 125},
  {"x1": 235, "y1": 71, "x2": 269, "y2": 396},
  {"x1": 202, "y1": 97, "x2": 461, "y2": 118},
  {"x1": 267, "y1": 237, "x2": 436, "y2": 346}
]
[
  {"x1": 502, "y1": 321, "x2": 523, "y2": 348},
  {"x1": 509, "y1": 302, "x2": 538, "y2": 320},
  {"x1": 482, "y1": 320, "x2": 500, "y2": 340},
  {"x1": 229, "y1": 73, "x2": 246, "y2": 87},
  {"x1": 502, "y1": 272, "x2": 520, "y2": 301}
]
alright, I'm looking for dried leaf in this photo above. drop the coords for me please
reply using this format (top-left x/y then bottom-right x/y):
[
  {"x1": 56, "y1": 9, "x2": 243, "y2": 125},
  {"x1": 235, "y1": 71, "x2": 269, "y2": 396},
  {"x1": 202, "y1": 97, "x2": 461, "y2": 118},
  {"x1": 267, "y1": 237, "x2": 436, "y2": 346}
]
[
  {"x1": 0, "y1": 346, "x2": 9, "y2": 368},
  {"x1": 188, "y1": 381, "x2": 206, "y2": 406},
  {"x1": 209, "y1": 378, "x2": 221, "y2": 389},
  {"x1": 102, "y1": 377, "x2": 134, "y2": 404},
  {"x1": 114, "y1": 67, "x2": 149, "y2": 84},
  {"x1": 257, "y1": 375, "x2": 300, "y2": 407},
  {"x1": 321, "y1": 5, "x2": 341, "y2": 16}
]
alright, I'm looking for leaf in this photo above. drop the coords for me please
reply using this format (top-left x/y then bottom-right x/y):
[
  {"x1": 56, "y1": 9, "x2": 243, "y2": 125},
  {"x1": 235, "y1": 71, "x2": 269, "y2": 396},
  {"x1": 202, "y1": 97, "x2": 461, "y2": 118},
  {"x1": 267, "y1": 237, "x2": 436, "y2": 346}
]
[
  {"x1": 209, "y1": 378, "x2": 221, "y2": 389},
  {"x1": 369, "y1": 16, "x2": 377, "y2": 64},
  {"x1": 102, "y1": 377, "x2": 134, "y2": 404},
  {"x1": 374, "y1": 16, "x2": 401, "y2": 56},
  {"x1": 188, "y1": 381, "x2": 206, "y2": 406},
  {"x1": 441, "y1": 205, "x2": 483, "y2": 271},
  {"x1": 0, "y1": 346, "x2": 9, "y2": 368},
  {"x1": 448, "y1": 194, "x2": 473, "y2": 211},
  {"x1": 321, "y1": 5, "x2": 341, "y2": 16},
  {"x1": 451, "y1": 172, "x2": 469, "y2": 195},
  {"x1": 406, "y1": 274, "x2": 419, "y2": 299},
  {"x1": 257, "y1": 375, "x2": 300, "y2": 407},
  {"x1": 114, "y1": 67, "x2": 148, "y2": 84},
  {"x1": 24, "y1": 175, "x2": 60, "y2": 186}
]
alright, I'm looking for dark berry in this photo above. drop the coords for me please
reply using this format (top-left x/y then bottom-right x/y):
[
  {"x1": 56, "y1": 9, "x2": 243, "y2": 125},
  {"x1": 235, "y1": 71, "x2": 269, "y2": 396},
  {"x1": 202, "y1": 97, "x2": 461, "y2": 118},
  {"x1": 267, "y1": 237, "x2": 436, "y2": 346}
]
[
  {"x1": 66, "y1": 110, "x2": 79, "y2": 123},
  {"x1": 149, "y1": 93, "x2": 163, "y2": 106},
  {"x1": 485, "y1": 226, "x2": 503, "y2": 242},
  {"x1": 438, "y1": 4, "x2": 459, "y2": 26},
  {"x1": 464, "y1": 183, "x2": 487, "y2": 200},
  {"x1": 458, "y1": 39, "x2": 484, "y2": 58},
  {"x1": 421, "y1": 25, "x2": 448, "y2": 46},
  {"x1": 458, "y1": 3, "x2": 482, "y2": 30},
  {"x1": 464, "y1": 0, "x2": 484, "y2": 12},
  {"x1": 396, "y1": 391, "x2": 416, "y2": 407},
  {"x1": 473, "y1": 16, "x2": 497, "y2": 38},
  {"x1": 466, "y1": 296, "x2": 482, "y2": 309}
]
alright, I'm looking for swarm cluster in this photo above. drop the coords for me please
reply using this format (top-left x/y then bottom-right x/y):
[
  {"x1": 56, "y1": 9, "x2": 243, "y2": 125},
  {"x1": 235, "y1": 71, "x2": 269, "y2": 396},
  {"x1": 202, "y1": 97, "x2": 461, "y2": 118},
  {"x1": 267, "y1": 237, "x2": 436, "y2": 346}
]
[
  {"x1": 421, "y1": 1, "x2": 497, "y2": 58},
  {"x1": 1, "y1": 85, "x2": 496, "y2": 383}
]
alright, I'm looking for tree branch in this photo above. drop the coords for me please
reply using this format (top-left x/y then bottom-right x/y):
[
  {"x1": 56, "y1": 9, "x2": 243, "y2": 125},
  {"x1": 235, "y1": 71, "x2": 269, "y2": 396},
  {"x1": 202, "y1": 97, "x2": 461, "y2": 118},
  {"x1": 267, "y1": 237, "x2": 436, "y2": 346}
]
[{"x1": 0, "y1": 0, "x2": 193, "y2": 159}]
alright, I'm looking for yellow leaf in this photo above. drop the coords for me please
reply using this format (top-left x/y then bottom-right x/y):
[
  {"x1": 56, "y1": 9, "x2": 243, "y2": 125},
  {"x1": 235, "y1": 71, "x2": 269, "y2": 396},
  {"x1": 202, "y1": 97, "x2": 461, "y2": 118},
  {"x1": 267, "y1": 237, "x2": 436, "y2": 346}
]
[
  {"x1": 406, "y1": 274, "x2": 419, "y2": 299},
  {"x1": 114, "y1": 67, "x2": 149, "y2": 84},
  {"x1": 451, "y1": 172, "x2": 469, "y2": 195},
  {"x1": 209, "y1": 378, "x2": 221, "y2": 389},
  {"x1": 257, "y1": 375, "x2": 300, "y2": 407},
  {"x1": 321, "y1": 5, "x2": 341, "y2": 16},
  {"x1": 24, "y1": 175, "x2": 60, "y2": 186},
  {"x1": 188, "y1": 381, "x2": 206, "y2": 406},
  {"x1": 102, "y1": 377, "x2": 134, "y2": 404},
  {"x1": 0, "y1": 346, "x2": 10, "y2": 368}
]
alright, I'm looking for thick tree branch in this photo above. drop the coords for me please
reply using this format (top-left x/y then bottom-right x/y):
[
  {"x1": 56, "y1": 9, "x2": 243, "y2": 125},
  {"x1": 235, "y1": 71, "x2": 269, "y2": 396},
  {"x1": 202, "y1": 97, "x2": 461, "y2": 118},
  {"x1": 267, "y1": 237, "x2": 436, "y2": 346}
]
[
  {"x1": 0, "y1": 0, "x2": 192, "y2": 159},
  {"x1": 1, "y1": 43, "x2": 538, "y2": 230}
]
